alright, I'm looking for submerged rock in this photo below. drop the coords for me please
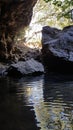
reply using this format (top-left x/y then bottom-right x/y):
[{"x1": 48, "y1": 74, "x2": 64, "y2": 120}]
[
  {"x1": 7, "y1": 58, "x2": 44, "y2": 77},
  {"x1": 42, "y1": 25, "x2": 73, "y2": 73}
]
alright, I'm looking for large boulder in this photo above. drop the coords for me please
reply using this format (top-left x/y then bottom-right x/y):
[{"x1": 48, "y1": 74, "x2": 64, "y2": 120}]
[
  {"x1": 7, "y1": 58, "x2": 44, "y2": 77},
  {"x1": 42, "y1": 25, "x2": 73, "y2": 73}
]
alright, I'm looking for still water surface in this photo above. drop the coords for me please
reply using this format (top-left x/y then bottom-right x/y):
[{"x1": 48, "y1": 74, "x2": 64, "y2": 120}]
[{"x1": 0, "y1": 75, "x2": 73, "y2": 130}]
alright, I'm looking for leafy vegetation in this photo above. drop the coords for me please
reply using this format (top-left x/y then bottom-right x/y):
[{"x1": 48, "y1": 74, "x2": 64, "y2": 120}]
[{"x1": 44, "y1": 0, "x2": 73, "y2": 19}]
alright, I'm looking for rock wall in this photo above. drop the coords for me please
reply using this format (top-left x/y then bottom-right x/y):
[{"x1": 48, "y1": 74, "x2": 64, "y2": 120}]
[{"x1": 0, "y1": 0, "x2": 37, "y2": 60}]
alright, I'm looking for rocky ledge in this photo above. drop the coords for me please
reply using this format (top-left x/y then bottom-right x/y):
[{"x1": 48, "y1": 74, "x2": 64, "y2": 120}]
[
  {"x1": 0, "y1": 44, "x2": 44, "y2": 77},
  {"x1": 7, "y1": 58, "x2": 44, "y2": 77},
  {"x1": 42, "y1": 25, "x2": 73, "y2": 74}
]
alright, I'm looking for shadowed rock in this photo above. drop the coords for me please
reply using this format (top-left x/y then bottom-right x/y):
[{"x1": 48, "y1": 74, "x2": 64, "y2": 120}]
[
  {"x1": 42, "y1": 25, "x2": 73, "y2": 74},
  {"x1": 0, "y1": 63, "x2": 8, "y2": 76},
  {"x1": 0, "y1": 0, "x2": 37, "y2": 60}
]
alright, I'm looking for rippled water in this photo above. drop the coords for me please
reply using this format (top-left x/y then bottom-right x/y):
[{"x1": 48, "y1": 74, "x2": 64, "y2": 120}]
[{"x1": 0, "y1": 75, "x2": 73, "y2": 130}]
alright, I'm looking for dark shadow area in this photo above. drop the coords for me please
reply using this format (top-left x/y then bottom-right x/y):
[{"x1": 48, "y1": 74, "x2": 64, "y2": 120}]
[{"x1": 0, "y1": 77, "x2": 39, "y2": 130}]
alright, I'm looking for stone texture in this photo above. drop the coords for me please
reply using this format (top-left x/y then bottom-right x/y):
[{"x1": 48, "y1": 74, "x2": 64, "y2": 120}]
[
  {"x1": 42, "y1": 25, "x2": 73, "y2": 73},
  {"x1": 12, "y1": 43, "x2": 41, "y2": 62},
  {"x1": 7, "y1": 58, "x2": 44, "y2": 76},
  {"x1": 0, "y1": 0, "x2": 37, "y2": 59}
]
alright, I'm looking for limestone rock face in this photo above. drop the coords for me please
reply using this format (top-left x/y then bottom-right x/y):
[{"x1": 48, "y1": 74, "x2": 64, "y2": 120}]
[
  {"x1": 42, "y1": 25, "x2": 73, "y2": 73},
  {"x1": 7, "y1": 58, "x2": 44, "y2": 76},
  {"x1": 0, "y1": 0, "x2": 37, "y2": 59}
]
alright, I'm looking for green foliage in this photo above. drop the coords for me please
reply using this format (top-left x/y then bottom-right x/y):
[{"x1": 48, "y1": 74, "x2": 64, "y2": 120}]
[
  {"x1": 44, "y1": 0, "x2": 73, "y2": 19},
  {"x1": 44, "y1": 0, "x2": 73, "y2": 7}
]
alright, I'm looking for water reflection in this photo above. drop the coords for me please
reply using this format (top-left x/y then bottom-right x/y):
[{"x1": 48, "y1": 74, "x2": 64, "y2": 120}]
[
  {"x1": 0, "y1": 75, "x2": 73, "y2": 130},
  {"x1": 16, "y1": 75, "x2": 73, "y2": 130}
]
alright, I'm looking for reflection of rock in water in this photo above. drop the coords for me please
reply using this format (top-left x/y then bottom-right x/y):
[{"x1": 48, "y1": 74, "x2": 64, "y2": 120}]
[{"x1": 21, "y1": 76, "x2": 73, "y2": 130}]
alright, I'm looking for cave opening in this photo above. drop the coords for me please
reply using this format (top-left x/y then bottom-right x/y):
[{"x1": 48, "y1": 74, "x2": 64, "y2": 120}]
[{"x1": 0, "y1": 0, "x2": 73, "y2": 62}]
